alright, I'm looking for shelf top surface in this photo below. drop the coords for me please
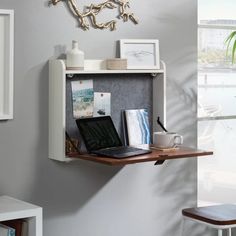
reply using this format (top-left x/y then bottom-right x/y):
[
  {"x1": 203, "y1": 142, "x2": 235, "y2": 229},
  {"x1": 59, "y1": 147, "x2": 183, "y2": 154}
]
[
  {"x1": 50, "y1": 59, "x2": 165, "y2": 75},
  {"x1": 65, "y1": 69, "x2": 165, "y2": 74},
  {"x1": 67, "y1": 146, "x2": 213, "y2": 166},
  {"x1": 0, "y1": 196, "x2": 41, "y2": 215}
]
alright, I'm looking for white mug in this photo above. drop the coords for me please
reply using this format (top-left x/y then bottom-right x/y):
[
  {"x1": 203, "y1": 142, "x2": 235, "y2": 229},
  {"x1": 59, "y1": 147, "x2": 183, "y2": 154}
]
[{"x1": 153, "y1": 132, "x2": 183, "y2": 148}]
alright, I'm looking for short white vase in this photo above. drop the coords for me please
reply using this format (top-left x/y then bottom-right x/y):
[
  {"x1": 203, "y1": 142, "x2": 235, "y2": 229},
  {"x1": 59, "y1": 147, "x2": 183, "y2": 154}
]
[{"x1": 66, "y1": 40, "x2": 84, "y2": 70}]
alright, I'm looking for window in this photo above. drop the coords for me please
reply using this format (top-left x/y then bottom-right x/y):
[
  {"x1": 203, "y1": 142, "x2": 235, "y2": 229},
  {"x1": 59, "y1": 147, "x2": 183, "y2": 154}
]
[{"x1": 198, "y1": 0, "x2": 236, "y2": 205}]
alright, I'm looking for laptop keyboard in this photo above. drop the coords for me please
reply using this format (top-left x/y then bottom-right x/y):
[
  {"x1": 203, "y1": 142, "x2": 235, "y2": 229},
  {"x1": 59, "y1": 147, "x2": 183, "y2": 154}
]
[
  {"x1": 102, "y1": 146, "x2": 140, "y2": 154},
  {"x1": 93, "y1": 146, "x2": 151, "y2": 158}
]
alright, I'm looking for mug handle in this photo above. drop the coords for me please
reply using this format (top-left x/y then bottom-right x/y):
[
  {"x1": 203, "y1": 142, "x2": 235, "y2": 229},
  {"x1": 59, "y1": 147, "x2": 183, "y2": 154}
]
[{"x1": 173, "y1": 135, "x2": 183, "y2": 147}]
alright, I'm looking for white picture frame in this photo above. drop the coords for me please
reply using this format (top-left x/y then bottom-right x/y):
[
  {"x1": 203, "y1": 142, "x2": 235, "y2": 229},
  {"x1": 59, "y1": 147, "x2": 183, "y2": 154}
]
[
  {"x1": 119, "y1": 39, "x2": 160, "y2": 70},
  {"x1": 0, "y1": 9, "x2": 14, "y2": 120}
]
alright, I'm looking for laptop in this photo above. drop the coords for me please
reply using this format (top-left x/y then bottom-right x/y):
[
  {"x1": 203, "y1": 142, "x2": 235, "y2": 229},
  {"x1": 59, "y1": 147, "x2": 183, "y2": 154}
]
[{"x1": 76, "y1": 116, "x2": 151, "y2": 158}]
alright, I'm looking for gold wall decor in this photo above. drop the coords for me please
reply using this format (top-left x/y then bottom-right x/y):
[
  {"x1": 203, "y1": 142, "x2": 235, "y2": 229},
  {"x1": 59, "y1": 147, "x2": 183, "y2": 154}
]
[{"x1": 48, "y1": 0, "x2": 138, "y2": 31}]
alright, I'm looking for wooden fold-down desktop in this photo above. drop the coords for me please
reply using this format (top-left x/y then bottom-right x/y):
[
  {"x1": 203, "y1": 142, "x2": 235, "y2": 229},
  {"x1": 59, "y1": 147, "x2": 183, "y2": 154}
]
[{"x1": 67, "y1": 146, "x2": 213, "y2": 166}]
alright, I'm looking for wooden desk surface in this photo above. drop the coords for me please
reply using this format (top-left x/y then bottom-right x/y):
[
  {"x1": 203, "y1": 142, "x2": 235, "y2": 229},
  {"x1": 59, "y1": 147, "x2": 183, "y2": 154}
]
[
  {"x1": 182, "y1": 204, "x2": 236, "y2": 225},
  {"x1": 68, "y1": 146, "x2": 213, "y2": 166}
]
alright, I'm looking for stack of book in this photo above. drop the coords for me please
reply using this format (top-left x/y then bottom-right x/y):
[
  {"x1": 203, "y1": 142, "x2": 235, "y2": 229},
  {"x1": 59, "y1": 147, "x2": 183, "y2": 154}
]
[{"x1": 0, "y1": 219, "x2": 28, "y2": 236}]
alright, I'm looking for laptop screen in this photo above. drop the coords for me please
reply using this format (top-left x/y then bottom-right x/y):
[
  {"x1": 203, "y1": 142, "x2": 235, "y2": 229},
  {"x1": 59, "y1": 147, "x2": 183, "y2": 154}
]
[{"x1": 76, "y1": 116, "x2": 122, "y2": 152}]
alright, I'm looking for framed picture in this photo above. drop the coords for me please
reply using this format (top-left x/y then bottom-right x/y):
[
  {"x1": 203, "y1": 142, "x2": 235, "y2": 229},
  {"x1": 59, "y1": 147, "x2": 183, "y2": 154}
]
[
  {"x1": 0, "y1": 9, "x2": 14, "y2": 120},
  {"x1": 119, "y1": 39, "x2": 160, "y2": 70}
]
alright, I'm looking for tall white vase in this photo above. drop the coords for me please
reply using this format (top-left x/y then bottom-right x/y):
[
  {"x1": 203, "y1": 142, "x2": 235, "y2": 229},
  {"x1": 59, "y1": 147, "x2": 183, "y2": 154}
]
[{"x1": 66, "y1": 40, "x2": 84, "y2": 70}]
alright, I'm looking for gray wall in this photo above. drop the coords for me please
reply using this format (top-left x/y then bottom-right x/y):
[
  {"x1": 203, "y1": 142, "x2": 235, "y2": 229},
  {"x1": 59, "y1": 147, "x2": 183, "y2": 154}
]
[{"x1": 0, "y1": 0, "x2": 207, "y2": 235}]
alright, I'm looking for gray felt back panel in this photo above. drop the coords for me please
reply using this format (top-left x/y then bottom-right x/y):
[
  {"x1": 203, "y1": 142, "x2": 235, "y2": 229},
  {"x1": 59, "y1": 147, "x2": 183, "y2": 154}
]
[{"x1": 66, "y1": 74, "x2": 153, "y2": 144}]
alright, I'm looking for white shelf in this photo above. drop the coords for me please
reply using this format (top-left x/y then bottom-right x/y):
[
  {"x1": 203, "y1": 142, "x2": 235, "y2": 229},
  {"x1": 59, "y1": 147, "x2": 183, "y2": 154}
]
[
  {"x1": 66, "y1": 69, "x2": 165, "y2": 74},
  {"x1": 62, "y1": 59, "x2": 165, "y2": 75},
  {"x1": 0, "y1": 195, "x2": 42, "y2": 236},
  {"x1": 0, "y1": 10, "x2": 14, "y2": 120},
  {"x1": 49, "y1": 59, "x2": 166, "y2": 162}
]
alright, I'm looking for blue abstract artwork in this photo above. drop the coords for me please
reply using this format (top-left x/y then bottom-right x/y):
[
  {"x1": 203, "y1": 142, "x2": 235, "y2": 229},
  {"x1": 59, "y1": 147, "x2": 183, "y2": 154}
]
[{"x1": 125, "y1": 109, "x2": 150, "y2": 145}]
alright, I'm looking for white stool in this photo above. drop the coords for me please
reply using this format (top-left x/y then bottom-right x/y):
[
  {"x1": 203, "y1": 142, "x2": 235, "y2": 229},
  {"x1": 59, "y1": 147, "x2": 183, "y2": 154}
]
[{"x1": 182, "y1": 204, "x2": 236, "y2": 236}]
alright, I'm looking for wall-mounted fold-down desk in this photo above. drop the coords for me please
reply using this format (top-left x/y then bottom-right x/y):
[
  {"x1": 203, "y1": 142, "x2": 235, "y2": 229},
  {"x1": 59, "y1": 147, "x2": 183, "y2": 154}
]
[
  {"x1": 67, "y1": 146, "x2": 213, "y2": 166},
  {"x1": 49, "y1": 59, "x2": 213, "y2": 165},
  {"x1": 49, "y1": 59, "x2": 166, "y2": 162}
]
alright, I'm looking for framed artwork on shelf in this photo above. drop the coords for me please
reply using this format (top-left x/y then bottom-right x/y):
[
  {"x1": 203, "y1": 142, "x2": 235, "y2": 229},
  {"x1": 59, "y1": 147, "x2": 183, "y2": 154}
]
[
  {"x1": 119, "y1": 39, "x2": 160, "y2": 70},
  {"x1": 0, "y1": 9, "x2": 14, "y2": 120}
]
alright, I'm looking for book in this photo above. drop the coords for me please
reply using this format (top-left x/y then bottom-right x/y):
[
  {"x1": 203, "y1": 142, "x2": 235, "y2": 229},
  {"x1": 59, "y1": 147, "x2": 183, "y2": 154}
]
[
  {"x1": 124, "y1": 109, "x2": 151, "y2": 145},
  {"x1": 1, "y1": 220, "x2": 23, "y2": 236},
  {"x1": 21, "y1": 221, "x2": 28, "y2": 236},
  {"x1": 0, "y1": 223, "x2": 15, "y2": 236}
]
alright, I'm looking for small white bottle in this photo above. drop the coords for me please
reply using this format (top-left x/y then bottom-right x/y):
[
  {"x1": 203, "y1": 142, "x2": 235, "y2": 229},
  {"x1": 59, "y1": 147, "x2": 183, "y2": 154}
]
[{"x1": 66, "y1": 40, "x2": 84, "y2": 70}]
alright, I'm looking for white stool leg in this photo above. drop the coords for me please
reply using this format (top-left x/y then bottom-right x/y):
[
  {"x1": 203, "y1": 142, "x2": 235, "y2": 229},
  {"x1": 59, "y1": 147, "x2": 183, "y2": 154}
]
[
  {"x1": 218, "y1": 229, "x2": 223, "y2": 236},
  {"x1": 228, "y1": 228, "x2": 231, "y2": 236},
  {"x1": 181, "y1": 217, "x2": 186, "y2": 236}
]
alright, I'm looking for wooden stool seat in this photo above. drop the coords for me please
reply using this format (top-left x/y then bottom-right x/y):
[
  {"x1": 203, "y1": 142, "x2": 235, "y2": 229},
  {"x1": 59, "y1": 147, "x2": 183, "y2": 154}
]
[{"x1": 182, "y1": 204, "x2": 236, "y2": 236}]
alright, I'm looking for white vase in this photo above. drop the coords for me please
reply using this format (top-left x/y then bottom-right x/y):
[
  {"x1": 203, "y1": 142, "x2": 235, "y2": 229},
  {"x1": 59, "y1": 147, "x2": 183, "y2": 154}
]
[{"x1": 66, "y1": 40, "x2": 84, "y2": 70}]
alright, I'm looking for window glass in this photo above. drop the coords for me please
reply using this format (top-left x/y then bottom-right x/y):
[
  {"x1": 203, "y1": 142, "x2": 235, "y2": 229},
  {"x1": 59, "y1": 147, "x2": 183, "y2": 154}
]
[{"x1": 198, "y1": 0, "x2": 236, "y2": 205}]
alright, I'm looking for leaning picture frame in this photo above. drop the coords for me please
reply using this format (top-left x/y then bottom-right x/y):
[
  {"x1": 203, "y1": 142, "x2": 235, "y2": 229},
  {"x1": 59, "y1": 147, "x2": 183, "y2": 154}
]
[
  {"x1": 0, "y1": 9, "x2": 14, "y2": 120},
  {"x1": 119, "y1": 39, "x2": 160, "y2": 70}
]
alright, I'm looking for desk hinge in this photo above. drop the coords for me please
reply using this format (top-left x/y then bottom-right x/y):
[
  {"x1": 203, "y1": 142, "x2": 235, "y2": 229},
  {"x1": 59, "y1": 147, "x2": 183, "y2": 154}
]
[{"x1": 154, "y1": 160, "x2": 165, "y2": 165}]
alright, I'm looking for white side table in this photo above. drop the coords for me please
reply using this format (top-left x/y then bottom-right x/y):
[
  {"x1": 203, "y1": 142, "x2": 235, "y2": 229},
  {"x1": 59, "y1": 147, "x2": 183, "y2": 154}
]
[{"x1": 0, "y1": 196, "x2": 42, "y2": 236}]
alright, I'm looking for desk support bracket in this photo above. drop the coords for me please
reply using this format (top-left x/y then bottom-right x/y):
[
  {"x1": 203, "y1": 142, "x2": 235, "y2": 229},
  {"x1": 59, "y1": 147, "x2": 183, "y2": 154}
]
[{"x1": 154, "y1": 160, "x2": 165, "y2": 165}]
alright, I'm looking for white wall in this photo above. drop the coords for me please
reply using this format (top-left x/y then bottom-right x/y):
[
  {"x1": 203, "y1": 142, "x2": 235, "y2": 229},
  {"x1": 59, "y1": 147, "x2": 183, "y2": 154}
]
[{"x1": 0, "y1": 0, "x2": 210, "y2": 235}]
